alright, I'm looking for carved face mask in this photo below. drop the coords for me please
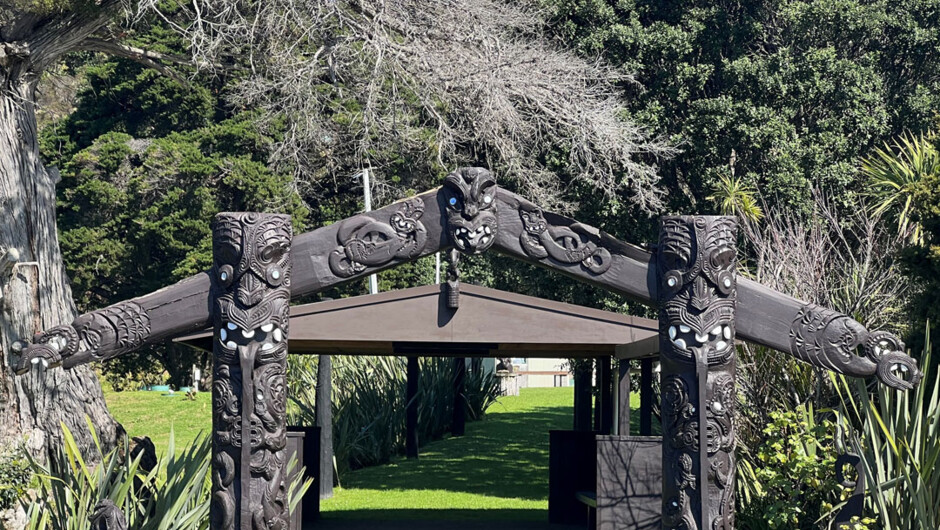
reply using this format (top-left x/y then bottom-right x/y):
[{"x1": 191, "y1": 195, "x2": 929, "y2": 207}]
[
  {"x1": 443, "y1": 167, "x2": 497, "y2": 254},
  {"x1": 659, "y1": 216, "x2": 738, "y2": 365},
  {"x1": 212, "y1": 213, "x2": 292, "y2": 365}
]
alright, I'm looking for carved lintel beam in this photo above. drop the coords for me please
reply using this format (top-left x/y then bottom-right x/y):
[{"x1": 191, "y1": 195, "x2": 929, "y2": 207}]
[
  {"x1": 210, "y1": 213, "x2": 291, "y2": 530},
  {"x1": 15, "y1": 168, "x2": 923, "y2": 391},
  {"x1": 658, "y1": 216, "x2": 737, "y2": 530}
]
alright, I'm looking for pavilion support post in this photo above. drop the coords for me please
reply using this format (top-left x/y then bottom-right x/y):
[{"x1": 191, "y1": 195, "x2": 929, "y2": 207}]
[
  {"x1": 573, "y1": 360, "x2": 593, "y2": 431},
  {"x1": 595, "y1": 356, "x2": 612, "y2": 434},
  {"x1": 640, "y1": 358, "x2": 653, "y2": 436},
  {"x1": 210, "y1": 213, "x2": 292, "y2": 530},
  {"x1": 618, "y1": 359, "x2": 631, "y2": 435},
  {"x1": 316, "y1": 354, "x2": 334, "y2": 499},
  {"x1": 406, "y1": 356, "x2": 419, "y2": 459},
  {"x1": 452, "y1": 357, "x2": 466, "y2": 436},
  {"x1": 658, "y1": 216, "x2": 737, "y2": 530}
]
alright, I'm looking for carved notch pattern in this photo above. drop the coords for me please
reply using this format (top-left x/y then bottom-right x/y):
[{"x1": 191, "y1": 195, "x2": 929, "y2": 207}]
[
  {"x1": 443, "y1": 167, "x2": 497, "y2": 254},
  {"x1": 329, "y1": 197, "x2": 428, "y2": 278},
  {"x1": 658, "y1": 215, "x2": 738, "y2": 530},
  {"x1": 789, "y1": 304, "x2": 922, "y2": 390},
  {"x1": 16, "y1": 301, "x2": 151, "y2": 374},
  {"x1": 518, "y1": 200, "x2": 611, "y2": 274},
  {"x1": 210, "y1": 212, "x2": 291, "y2": 530}
]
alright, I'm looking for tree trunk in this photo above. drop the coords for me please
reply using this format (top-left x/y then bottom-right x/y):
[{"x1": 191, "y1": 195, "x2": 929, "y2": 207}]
[{"x1": 0, "y1": 71, "x2": 120, "y2": 457}]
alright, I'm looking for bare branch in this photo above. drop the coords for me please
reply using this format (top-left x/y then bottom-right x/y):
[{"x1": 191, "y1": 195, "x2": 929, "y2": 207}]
[
  {"x1": 138, "y1": 0, "x2": 675, "y2": 211},
  {"x1": 75, "y1": 37, "x2": 192, "y2": 87}
]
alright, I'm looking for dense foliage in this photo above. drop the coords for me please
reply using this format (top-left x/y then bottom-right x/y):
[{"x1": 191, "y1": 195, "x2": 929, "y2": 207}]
[
  {"x1": 544, "y1": 0, "x2": 940, "y2": 217},
  {"x1": 905, "y1": 138, "x2": 940, "y2": 350},
  {"x1": 0, "y1": 444, "x2": 31, "y2": 511},
  {"x1": 737, "y1": 404, "x2": 843, "y2": 529},
  {"x1": 24, "y1": 425, "x2": 311, "y2": 529}
]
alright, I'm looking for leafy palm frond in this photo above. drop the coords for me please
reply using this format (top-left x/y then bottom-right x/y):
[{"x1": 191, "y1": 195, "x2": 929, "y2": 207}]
[
  {"x1": 861, "y1": 131, "x2": 939, "y2": 245},
  {"x1": 707, "y1": 174, "x2": 763, "y2": 223}
]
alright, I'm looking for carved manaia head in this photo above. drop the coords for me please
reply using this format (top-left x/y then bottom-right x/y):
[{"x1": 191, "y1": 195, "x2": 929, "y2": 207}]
[
  {"x1": 212, "y1": 213, "x2": 292, "y2": 366},
  {"x1": 443, "y1": 167, "x2": 497, "y2": 254},
  {"x1": 790, "y1": 306, "x2": 922, "y2": 390},
  {"x1": 659, "y1": 216, "x2": 738, "y2": 365}
]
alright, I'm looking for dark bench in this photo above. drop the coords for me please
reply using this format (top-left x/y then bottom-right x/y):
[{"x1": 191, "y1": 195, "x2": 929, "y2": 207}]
[{"x1": 575, "y1": 491, "x2": 597, "y2": 529}]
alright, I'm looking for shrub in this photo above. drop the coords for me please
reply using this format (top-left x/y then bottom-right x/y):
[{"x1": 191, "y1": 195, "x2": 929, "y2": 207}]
[
  {"x1": 0, "y1": 443, "x2": 31, "y2": 511},
  {"x1": 737, "y1": 403, "x2": 844, "y2": 529}
]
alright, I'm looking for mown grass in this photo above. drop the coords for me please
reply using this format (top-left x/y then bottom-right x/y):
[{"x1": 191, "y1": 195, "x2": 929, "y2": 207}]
[
  {"x1": 321, "y1": 387, "x2": 575, "y2": 521},
  {"x1": 106, "y1": 385, "x2": 652, "y2": 524},
  {"x1": 104, "y1": 389, "x2": 211, "y2": 456}
]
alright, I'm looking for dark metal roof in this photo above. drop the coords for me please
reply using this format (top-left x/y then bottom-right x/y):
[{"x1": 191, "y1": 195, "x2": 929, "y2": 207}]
[{"x1": 176, "y1": 283, "x2": 659, "y2": 358}]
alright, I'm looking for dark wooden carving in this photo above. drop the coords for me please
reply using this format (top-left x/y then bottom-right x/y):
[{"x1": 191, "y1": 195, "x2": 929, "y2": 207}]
[
  {"x1": 15, "y1": 168, "x2": 923, "y2": 392},
  {"x1": 210, "y1": 212, "x2": 291, "y2": 530},
  {"x1": 658, "y1": 216, "x2": 737, "y2": 530},
  {"x1": 834, "y1": 452, "x2": 866, "y2": 528},
  {"x1": 790, "y1": 304, "x2": 921, "y2": 390},
  {"x1": 328, "y1": 197, "x2": 427, "y2": 277},
  {"x1": 518, "y1": 199, "x2": 611, "y2": 274},
  {"x1": 445, "y1": 248, "x2": 461, "y2": 309},
  {"x1": 90, "y1": 500, "x2": 127, "y2": 530},
  {"x1": 15, "y1": 301, "x2": 150, "y2": 373},
  {"x1": 443, "y1": 167, "x2": 497, "y2": 254}
]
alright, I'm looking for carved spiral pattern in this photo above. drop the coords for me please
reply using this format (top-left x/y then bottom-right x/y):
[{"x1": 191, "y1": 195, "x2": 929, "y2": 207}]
[
  {"x1": 789, "y1": 304, "x2": 922, "y2": 390},
  {"x1": 328, "y1": 197, "x2": 427, "y2": 278},
  {"x1": 15, "y1": 301, "x2": 152, "y2": 374}
]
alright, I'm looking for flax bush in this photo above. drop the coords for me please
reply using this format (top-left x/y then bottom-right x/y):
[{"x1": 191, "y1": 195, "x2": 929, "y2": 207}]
[
  {"x1": 24, "y1": 423, "x2": 311, "y2": 529},
  {"x1": 834, "y1": 326, "x2": 940, "y2": 530}
]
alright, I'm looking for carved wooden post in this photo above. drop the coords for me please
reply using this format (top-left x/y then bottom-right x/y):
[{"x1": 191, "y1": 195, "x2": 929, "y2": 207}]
[
  {"x1": 658, "y1": 216, "x2": 737, "y2": 530},
  {"x1": 210, "y1": 213, "x2": 292, "y2": 530}
]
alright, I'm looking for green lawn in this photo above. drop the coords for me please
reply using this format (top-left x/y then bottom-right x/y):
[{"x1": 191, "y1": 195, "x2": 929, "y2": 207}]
[
  {"x1": 322, "y1": 387, "x2": 574, "y2": 521},
  {"x1": 104, "y1": 389, "x2": 211, "y2": 456},
  {"x1": 105, "y1": 385, "x2": 654, "y2": 523}
]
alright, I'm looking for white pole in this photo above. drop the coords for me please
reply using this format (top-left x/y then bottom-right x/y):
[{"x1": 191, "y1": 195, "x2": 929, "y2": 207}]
[
  {"x1": 435, "y1": 252, "x2": 441, "y2": 284},
  {"x1": 362, "y1": 166, "x2": 378, "y2": 295}
]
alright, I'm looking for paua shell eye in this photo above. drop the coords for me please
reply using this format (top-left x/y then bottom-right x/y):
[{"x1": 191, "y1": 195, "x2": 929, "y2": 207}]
[
  {"x1": 218, "y1": 265, "x2": 234, "y2": 286},
  {"x1": 448, "y1": 197, "x2": 458, "y2": 206},
  {"x1": 266, "y1": 265, "x2": 285, "y2": 286},
  {"x1": 716, "y1": 271, "x2": 735, "y2": 294},
  {"x1": 664, "y1": 271, "x2": 683, "y2": 292}
]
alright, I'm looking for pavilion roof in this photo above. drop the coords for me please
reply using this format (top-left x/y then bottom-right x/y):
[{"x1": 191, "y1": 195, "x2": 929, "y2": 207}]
[{"x1": 177, "y1": 283, "x2": 659, "y2": 358}]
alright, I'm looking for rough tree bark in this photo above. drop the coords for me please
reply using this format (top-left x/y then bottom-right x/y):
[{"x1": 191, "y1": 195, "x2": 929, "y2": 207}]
[{"x1": 1, "y1": 2, "x2": 126, "y2": 457}]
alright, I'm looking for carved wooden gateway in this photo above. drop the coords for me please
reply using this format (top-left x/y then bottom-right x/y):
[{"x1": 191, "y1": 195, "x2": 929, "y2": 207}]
[{"x1": 14, "y1": 168, "x2": 923, "y2": 529}]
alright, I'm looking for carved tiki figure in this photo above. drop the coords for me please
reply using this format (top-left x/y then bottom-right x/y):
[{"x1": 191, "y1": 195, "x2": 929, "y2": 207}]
[
  {"x1": 443, "y1": 167, "x2": 498, "y2": 254},
  {"x1": 658, "y1": 216, "x2": 737, "y2": 530},
  {"x1": 211, "y1": 213, "x2": 291, "y2": 530}
]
